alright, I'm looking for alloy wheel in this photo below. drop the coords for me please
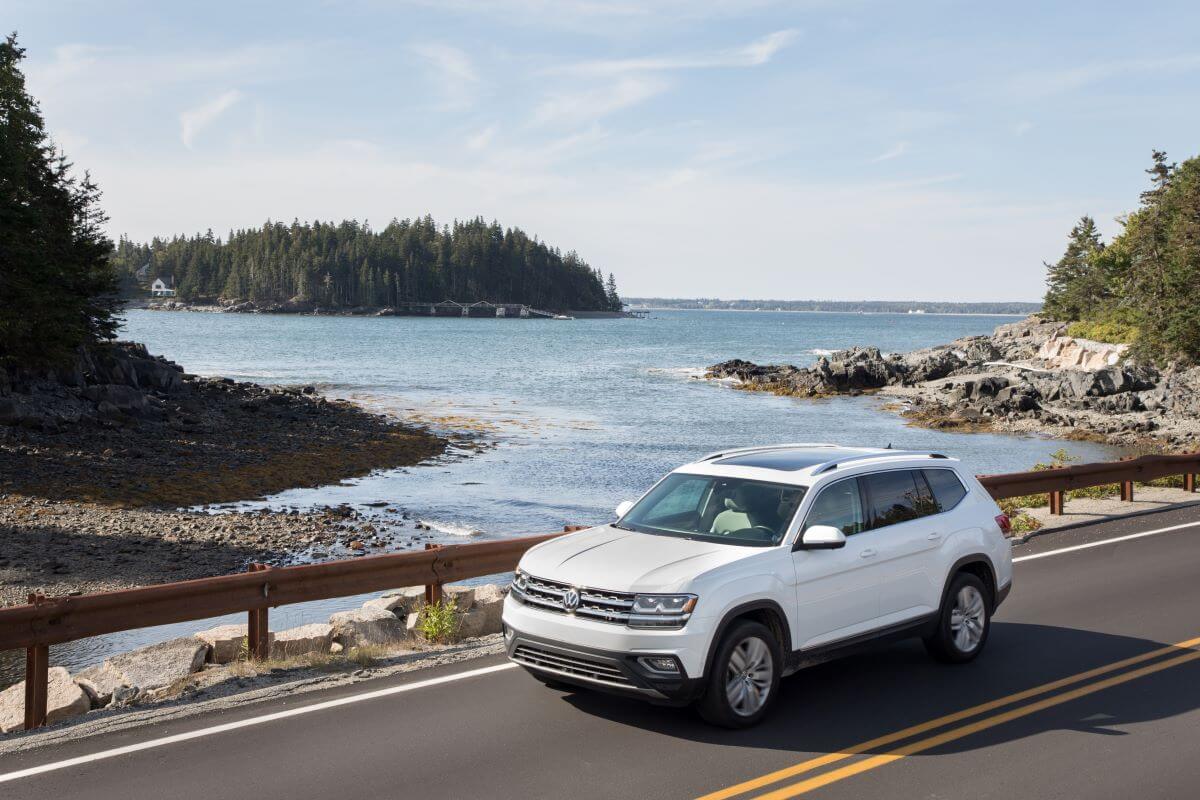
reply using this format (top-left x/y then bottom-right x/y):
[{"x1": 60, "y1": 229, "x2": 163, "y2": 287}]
[{"x1": 725, "y1": 636, "x2": 774, "y2": 716}]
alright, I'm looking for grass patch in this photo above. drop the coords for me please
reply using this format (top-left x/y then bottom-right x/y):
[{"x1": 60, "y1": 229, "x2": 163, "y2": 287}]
[{"x1": 418, "y1": 598, "x2": 462, "y2": 643}]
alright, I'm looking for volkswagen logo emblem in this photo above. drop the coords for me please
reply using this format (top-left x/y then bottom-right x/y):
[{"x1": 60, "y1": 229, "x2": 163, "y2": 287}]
[{"x1": 562, "y1": 587, "x2": 580, "y2": 612}]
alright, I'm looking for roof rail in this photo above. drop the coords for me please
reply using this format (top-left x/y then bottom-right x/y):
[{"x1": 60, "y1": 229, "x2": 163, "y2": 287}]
[
  {"x1": 812, "y1": 451, "x2": 949, "y2": 475},
  {"x1": 699, "y1": 443, "x2": 841, "y2": 462}
]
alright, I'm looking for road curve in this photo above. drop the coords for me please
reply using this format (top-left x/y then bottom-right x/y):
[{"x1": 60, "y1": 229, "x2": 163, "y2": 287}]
[{"x1": 3, "y1": 505, "x2": 1200, "y2": 800}]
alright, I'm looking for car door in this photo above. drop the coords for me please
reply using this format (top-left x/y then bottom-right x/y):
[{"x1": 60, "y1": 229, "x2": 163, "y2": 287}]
[
  {"x1": 859, "y1": 469, "x2": 942, "y2": 625},
  {"x1": 790, "y1": 477, "x2": 883, "y2": 649}
]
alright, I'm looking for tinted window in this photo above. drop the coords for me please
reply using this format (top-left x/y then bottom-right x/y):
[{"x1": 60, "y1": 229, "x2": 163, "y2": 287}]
[
  {"x1": 863, "y1": 470, "x2": 937, "y2": 529},
  {"x1": 922, "y1": 469, "x2": 967, "y2": 512},
  {"x1": 803, "y1": 478, "x2": 866, "y2": 536}
]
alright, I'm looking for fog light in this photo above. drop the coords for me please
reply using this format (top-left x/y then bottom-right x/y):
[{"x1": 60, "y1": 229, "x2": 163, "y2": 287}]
[{"x1": 637, "y1": 656, "x2": 681, "y2": 675}]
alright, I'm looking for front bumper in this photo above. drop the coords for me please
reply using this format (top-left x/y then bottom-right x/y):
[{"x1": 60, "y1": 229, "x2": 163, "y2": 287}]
[{"x1": 502, "y1": 594, "x2": 710, "y2": 705}]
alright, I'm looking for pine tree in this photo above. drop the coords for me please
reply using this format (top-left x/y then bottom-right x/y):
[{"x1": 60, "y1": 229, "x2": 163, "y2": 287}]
[
  {"x1": 0, "y1": 33, "x2": 117, "y2": 366},
  {"x1": 605, "y1": 272, "x2": 621, "y2": 311},
  {"x1": 1042, "y1": 216, "x2": 1106, "y2": 321}
]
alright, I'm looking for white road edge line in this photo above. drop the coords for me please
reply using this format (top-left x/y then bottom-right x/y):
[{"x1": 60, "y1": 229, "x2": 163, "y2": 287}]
[
  {"x1": 4, "y1": 518, "x2": 1198, "y2": 783},
  {"x1": 1014, "y1": 520, "x2": 1200, "y2": 563},
  {"x1": 0, "y1": 662, "x2": 517, "y2": 785}
]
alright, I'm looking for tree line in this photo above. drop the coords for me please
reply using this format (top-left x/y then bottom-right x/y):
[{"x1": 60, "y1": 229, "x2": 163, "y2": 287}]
[
  {"x1": 113, "y1": 218, "x2": 622, "y2": 312},
  {"x1": 1043, "y1": 150, "x2": 1200, "y2": 364}
]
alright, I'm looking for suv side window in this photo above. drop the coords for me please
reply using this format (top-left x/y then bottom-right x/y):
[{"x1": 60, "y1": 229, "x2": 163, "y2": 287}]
[
  {"x1": 802, "y1": 478, "x2": 866, "y2": 535},
  {"x1": 922, "y1": 468, "x2": 967, "y2": 512},
  {"x1": 862, "y1": 470, "x2": 937, "y2": 529}
]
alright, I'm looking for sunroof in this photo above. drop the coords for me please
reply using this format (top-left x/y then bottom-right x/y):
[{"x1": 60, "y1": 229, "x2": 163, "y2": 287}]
[{"x1": 713, "y1": 448, "x2": 865, "y2": 471}]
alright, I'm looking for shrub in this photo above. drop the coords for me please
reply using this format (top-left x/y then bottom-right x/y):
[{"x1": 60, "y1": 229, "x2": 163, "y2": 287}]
[{"x1": 419, "y1": 599, "x2": 461, "y2": 643}]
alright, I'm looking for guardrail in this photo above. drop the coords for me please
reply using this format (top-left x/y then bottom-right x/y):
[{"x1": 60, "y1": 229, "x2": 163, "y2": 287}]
[
  {"x1": 3, "y1": 453, "x2": 1199, "y2": 732},
  {"x1": 1, "y1": 530, "x2": 579, "y2": 731},
  {"x1": 976, "y1": 453, "x2": 1200, "y2": 515}
]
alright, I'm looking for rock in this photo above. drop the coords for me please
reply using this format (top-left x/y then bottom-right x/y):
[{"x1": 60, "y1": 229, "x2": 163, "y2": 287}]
[
  {"x1": 443, "y1": 585, "x2": 476, "y2": 611},
  {"x1": 456, "y1": 607, "x2": 496, "y2": 640},
  {"x1": 73, "y1": 662, "x2": 129, "y2": 708},
  {"x1": 270, "y1": 623, "x2": 334, "y2": 659},
  {"x1": 0, "y1": 667, "x2": 92, "y2": 733},
  {"x1": 329, "y1": 642, "x2": 344, "y2": 655},
  {"x1": 194, "y1": 624, "x2": 272, "y2": 665},
  {"x1": 329, "y1": 606, "x2": 407, "y2": 648},
  {"x1": 76, "y1": 637, "x2": 208, "y2": 699}
]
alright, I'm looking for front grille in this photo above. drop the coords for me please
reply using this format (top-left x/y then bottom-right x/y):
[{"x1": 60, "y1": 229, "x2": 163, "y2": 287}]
[
  {"x1": 512, "y1": 644, "x2": 631, "y2": 687},
  {"x1": 516, "y1": 574, "x2": 635, "y2": 625}
]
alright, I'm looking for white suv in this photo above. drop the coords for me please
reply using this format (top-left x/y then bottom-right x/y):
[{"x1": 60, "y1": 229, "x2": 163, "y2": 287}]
[{"x1": 502, "y1": 444, "x2": 1013, "y2": 727}]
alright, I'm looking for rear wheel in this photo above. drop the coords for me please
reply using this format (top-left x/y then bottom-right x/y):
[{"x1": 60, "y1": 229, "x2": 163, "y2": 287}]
[
  {"x1": 925, "y1": 572, "x2": 991, "y2": 663},
  {"x1": 697, "y1": 620, "x2": 781, "y2": 728}
]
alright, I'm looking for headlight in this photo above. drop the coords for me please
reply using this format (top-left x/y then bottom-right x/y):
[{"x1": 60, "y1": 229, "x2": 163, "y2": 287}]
[
  {"x1": 512, "y1": 569, "x2": 529, "y2": 594},
  {"x1": 628, "y1": 593, "x2": 698, "y2": 629}
]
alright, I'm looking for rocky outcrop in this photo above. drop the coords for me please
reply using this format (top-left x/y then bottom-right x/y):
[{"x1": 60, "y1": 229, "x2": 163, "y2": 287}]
[
  {"x1": 195, "y1": 624, "x2": 270, "y2": 665},
  {"x1": 0, "y1": 668, "x2": 92, "y2": 733},
  {"x1": 75, "y1": 637, "x2": 208, "y2": 705},
  {"x1": 707, "y1": 316, "x2": 1200, "y2": 448},
  {"x1": 271, "y1": 623, "x2": 335, "y2": 659},
  {"x1": 329, "y1": 605, "x2": 409, "y2": 648}
]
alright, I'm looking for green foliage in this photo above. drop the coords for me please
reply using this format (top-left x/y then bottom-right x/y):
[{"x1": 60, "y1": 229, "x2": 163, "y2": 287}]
[
  {"x1": 418, "y1": 599, "x2": 461, "y2": 643},
  {"x1": 112, "y1": 217, "x2": 617, "y2": 312},
  {"x1": 0, "y1": 34, "x2": 118, "y2": 366},
  {"x1": 1042, "y1": 150, "x2": 1200, "y2": 364},
  {"x1": 1008, "y1": 513, "x2": 1042, "y2": 535}
]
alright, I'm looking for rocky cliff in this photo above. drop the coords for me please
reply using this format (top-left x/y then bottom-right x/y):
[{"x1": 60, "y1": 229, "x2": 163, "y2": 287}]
[{"x1": 706, "y1": 317, "x2": 1200, "y2": 449}]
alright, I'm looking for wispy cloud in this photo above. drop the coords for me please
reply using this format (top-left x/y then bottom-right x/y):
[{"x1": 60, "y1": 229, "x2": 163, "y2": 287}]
[
  {"x1": 533, "y1": 75, "x2": 669, "y2": 126},
  {"x1": 466, "y1": 125, "x2": 497, "y2": 151},
  {"x1": 1006, "y1": 54, "x2": 1200, "y2": 98},
  {"x1": 1013, "y1": 120, "x2": 1033, "y2": 136},
  {"x1": 411, "y1": 43, "x2": 479, "y2": 110},
  {"x1": 179, "y1": 90, "x2": 244, "y2": 149},
  {"x1": 871, "y1": 141, "x2": 909, "y2": 162},
  {"x1": 557, "y1": 29, "x2": 799, "y2": 76}
]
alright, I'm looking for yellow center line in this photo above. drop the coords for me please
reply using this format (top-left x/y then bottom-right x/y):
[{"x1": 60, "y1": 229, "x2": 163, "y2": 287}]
[
  {"x1": 751, "y1": 647, "x2": 1200, "y2": 799},
  {"x1": 697, "y1": 635, "x2": 1200, "y2": 800}
]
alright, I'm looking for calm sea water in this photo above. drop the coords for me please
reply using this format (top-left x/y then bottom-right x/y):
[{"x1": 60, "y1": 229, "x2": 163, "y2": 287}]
[{"x1": 3, "y1": 309, "x2": 1119, "y2": 685}]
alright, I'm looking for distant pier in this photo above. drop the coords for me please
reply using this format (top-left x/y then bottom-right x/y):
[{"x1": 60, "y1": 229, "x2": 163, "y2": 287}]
[{"x1": 390, "y1": 301, "x2": 558, "y2": 318}]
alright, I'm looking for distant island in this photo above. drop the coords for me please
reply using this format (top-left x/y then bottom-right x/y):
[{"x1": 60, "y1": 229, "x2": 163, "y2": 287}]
[
  {"x1": 624, "y1": 298, "x2": 1042, "y2": 315},
  {"x1": 113, "y1": 217, "x2": 622, "y2": 314}
]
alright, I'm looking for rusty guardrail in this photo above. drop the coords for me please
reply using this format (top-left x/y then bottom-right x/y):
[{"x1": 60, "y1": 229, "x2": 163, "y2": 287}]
[
  {"x1": 3, "y1": 452, "x2": 1199, "y2": 732},
  {"x1": 977, "y1": 453, "x2": 1200, "y2": 515},
  {"x1": 1, "y1": 530, "x2": 575, "y2": 731}
]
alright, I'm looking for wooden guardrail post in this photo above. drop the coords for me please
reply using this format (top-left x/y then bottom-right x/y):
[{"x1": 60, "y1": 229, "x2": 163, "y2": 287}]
[
  {"x1": 1186, "y1": 473, "x2": 1196, "y2": 493},
  {"x1": 24, "y1": 592, "x2": 49, "y2": 730},
  {"x1": 1120, "y1": 480, "x2": 1135, "y2": 503},
  {"x1": 1049, "y1": 490, "x2": 1065, "y2": 515},
  {"x1": 424, "y1": 543, "x2": 444, "y2": 605},
  {"x1": 247, "y1": 563, "x2": 270, "y2": 660}
]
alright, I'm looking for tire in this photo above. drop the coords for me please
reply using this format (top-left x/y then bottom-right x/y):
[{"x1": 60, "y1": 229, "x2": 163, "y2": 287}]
[
  {"x1": 924, "y1": 572, "x2": 991, "y2": 663},
  {"x1": 697, "y1": 620, "x2": 782, "y2": 728}
]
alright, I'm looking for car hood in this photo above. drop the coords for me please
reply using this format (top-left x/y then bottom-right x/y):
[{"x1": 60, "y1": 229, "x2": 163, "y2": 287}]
[{"x1": 519, "y1": 525, "x2": 757, "y2": 593}]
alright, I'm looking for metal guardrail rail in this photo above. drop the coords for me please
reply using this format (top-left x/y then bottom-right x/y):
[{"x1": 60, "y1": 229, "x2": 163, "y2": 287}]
[{"x1": 2, "y1": 453, "x2": 1198, "y2": 731}]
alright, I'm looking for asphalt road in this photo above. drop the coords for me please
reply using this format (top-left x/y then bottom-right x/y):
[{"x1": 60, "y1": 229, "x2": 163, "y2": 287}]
[{"x1": 4, "y1": 505, "x2": 1200, "y2": 800}]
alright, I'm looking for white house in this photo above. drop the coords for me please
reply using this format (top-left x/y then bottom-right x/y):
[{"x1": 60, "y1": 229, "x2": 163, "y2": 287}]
[{"x1": 150, "y1": 277, "x2": 176, "y2": 297}]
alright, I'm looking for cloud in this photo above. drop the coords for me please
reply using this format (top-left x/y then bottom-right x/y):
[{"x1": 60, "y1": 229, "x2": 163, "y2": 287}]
[
  {"x1": 411, "y1": 43, "x2": 479, "y2": 109},
  {"x1": 558, "y1": 29, "x2": 799, "y2": 76},
  {"x1": 1006, "y1": 54, "x2": 1200, "y2": 99},
  {"x1": 1013, "y1": 121, "x2": 1033, "y2": 136},
  {"x1": 533, "y1": 75, "x2": 669, "y2": 125},
  {"x1": 179, "y1": 90, "x2": 244, "y2": 149},
  {"x1": 466, "y1": 125, "x2": 497, "y2": 151},
  {"x1": 871, "y1": 141, "x2": 909, "y2": 162}
]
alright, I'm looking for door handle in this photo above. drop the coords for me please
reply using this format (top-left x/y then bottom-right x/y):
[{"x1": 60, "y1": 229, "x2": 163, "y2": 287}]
[
  {"x1": 859, "y1": 548, "x2": 877, "y2": 559},
  {"x1": 927, "y1": 532, "x2": 941, "y2": 541}
]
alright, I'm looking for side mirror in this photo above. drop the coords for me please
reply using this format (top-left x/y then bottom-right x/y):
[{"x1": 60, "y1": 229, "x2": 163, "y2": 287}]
[
  {"x1": 615, "y1": 500, "x2": 635, "y2": 519},
  {"x1": 796, "y1": 524, "x2": 847, "y2": 550}
]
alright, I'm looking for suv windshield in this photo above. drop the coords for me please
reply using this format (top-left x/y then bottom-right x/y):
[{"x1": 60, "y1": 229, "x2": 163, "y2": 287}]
[{"x1": 617, "y1": 473, "x2": 806, "y2": 546}]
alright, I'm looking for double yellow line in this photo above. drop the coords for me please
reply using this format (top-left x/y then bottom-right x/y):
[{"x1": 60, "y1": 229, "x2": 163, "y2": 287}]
[{"x1": 698, "y1": 635, "x2": 1200, "y2": 800}]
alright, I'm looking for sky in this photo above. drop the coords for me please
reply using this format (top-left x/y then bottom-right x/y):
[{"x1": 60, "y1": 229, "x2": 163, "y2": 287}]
[{"x1": 6, "y1": 0, "x2": 1200, "y2": 302}]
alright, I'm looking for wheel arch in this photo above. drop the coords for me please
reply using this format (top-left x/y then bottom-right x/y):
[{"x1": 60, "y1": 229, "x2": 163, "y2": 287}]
[
  {"x1": 942, "y1": 554, "x2": 999, "y2": 611},
  {"x1": 702, "y1": 600, "x2": 792, "y2": 679}
]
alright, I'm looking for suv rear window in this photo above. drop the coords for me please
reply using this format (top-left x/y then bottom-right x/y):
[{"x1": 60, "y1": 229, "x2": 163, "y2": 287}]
[
  {"x1": 922, "y1": 468, "x2": 968, "y2": 511},
  {"x1": 862, "y1": 470, "x2": 937, "y2": 529}
]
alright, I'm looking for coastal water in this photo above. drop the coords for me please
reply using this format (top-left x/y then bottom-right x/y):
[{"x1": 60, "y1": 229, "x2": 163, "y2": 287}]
[{"x1": 4, "y1": 310, "x2": 1119, "y2": 686}]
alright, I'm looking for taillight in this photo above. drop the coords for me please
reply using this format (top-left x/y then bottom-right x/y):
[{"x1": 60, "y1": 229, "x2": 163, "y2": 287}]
[{"x1": 995, "y1": 514, "x2": 1011, "y2": 535}]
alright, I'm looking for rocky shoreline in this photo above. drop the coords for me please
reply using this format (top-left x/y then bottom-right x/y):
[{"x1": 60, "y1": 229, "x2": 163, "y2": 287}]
[
  {"x1": 0, "y1": 341, "x2": 454, "y2": 603},
  {"x1": 707, "y1": 317, "x2": 1200, "y2": 450}
]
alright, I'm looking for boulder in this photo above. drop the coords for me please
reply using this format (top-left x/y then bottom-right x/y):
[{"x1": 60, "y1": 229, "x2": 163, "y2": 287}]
[
  {"x1": 271, "y1": 623, "x2": 334, "y2": 659},
  {"x1": 329, "y1": 606, "x2": 407, "y2": 648},
  {"x1": 0, "y1": 667, "x2": 92, "y2": 733},
  {"x1": 458, "y1": 584, "x2": 506, "y2": 639},
  {"x1": 194, "y1": 624, "x2": 273, "y2": 664},
  {"x1": 76, "y1": 637, "x2": 208, "y2": 700},
  {"x1": 443, "y1": 585, "x2": 476, "y2": 611},
  {"x1": 362, "y1": 587, "x2": 425, "y2": 616}
]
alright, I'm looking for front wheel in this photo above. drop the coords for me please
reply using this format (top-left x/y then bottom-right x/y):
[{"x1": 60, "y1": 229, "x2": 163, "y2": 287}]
[
  {"x1": 697, "y1": 620, "x2": 782, "y2": 728},
  {"x1": 924, "y1": 572, "x2": 991, "y2": 663}
]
